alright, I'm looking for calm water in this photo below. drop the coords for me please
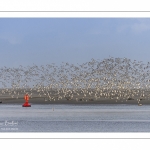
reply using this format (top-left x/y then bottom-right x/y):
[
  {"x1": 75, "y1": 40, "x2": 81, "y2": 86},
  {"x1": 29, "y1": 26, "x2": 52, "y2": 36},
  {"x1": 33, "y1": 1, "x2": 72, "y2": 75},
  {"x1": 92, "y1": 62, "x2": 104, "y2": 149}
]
[{"x1": 0, "y1": 104, "x2": 150, "y2": 132}]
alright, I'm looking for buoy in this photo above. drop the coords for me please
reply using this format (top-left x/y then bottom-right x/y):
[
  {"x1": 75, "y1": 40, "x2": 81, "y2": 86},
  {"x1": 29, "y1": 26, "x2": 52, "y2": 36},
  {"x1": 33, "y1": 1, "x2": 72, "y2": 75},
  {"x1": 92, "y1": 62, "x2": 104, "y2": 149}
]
[{"x1": 22, "y1": 93, "x2": 31, "y2": 107}]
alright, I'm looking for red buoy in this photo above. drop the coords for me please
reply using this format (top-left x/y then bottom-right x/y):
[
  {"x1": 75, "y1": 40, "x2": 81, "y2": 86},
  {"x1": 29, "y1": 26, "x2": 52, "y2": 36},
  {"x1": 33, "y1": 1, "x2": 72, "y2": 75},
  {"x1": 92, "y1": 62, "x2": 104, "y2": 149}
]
[{"x1": 22, "y1": 93, "x2": 31, "y2": 107}]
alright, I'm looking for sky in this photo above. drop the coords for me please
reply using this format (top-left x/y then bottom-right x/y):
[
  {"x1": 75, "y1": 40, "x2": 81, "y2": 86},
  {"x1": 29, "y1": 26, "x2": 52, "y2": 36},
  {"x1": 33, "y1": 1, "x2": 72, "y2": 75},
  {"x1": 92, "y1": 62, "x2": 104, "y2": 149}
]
[{"x1": 0, "y1": 18, "x2": 150, "y2": 67}]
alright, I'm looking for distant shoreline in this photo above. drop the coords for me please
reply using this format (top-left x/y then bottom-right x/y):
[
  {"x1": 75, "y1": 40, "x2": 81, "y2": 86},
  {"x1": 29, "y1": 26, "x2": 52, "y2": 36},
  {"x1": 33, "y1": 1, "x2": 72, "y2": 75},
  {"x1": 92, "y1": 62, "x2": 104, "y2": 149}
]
[
  {"x1": 0, "y1": 89, "x2": 150, "y2": 105},
  {"x1": 0, "y1": 97, "x2": 150, "y2": 105}
]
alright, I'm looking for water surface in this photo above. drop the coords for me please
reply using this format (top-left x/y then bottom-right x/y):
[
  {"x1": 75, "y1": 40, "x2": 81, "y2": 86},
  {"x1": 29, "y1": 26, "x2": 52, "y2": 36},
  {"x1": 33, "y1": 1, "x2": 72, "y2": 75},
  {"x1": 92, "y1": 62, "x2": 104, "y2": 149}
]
[{"x1": 0, "y1": 104, "x2": 150, "y2": 132}]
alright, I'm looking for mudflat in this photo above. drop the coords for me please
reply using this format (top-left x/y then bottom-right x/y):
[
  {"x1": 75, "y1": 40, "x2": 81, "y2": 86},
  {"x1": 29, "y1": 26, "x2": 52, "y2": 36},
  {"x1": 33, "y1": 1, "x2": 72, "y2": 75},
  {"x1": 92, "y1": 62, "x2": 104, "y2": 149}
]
[
  {"x1": 0, "y1": 95, "x2": 149, "y2": 105},
  {"x1": 0, "y1": 89, "x2": 149, "y2": 105}
]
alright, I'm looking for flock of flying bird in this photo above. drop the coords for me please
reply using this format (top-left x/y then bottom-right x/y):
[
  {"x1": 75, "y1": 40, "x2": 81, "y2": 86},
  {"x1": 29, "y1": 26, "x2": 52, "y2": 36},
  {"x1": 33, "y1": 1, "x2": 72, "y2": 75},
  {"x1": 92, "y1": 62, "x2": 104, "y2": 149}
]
[{"x1": 0, "y1": 57, "x2": 150, "y2": 104}]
